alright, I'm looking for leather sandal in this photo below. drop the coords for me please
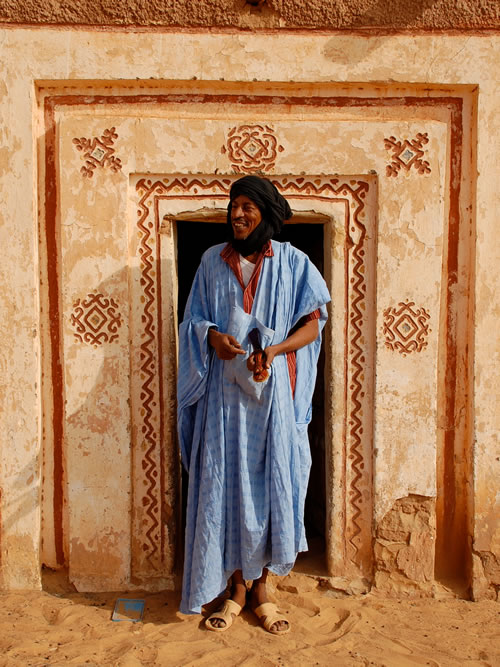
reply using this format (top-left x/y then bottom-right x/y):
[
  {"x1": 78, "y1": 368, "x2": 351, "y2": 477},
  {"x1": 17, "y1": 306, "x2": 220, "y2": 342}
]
[
  {"x1": 205, "y1": 599, "x2": 243, "y2": 632},
  {"x1": 253, "y1": 602, "x2": 290, "y2": 635}
]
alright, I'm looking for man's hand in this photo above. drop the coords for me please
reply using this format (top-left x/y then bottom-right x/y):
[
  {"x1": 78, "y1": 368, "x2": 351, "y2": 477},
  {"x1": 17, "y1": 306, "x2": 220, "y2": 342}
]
[
  {"x1": 208, "y1": 329, "x2": 246, "y2": 360},
  {"x1": 262, "y1": 320, "x2": 319, "y2": 368},
  {"x1": 263, "y1": 346, "x2": 277, "y2": 369}
]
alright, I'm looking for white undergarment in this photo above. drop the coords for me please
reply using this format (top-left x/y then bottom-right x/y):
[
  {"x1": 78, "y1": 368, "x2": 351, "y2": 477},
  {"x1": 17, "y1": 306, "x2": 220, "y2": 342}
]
[{"x1": 240, "y1": 255, "x2": 255, "y2": 287}]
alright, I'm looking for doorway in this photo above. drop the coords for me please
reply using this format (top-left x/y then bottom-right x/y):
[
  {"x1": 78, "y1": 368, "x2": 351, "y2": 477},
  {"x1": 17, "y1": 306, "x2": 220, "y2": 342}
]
[{"x1": 176, "y1": 219, "x2": 326, "y2": 560}]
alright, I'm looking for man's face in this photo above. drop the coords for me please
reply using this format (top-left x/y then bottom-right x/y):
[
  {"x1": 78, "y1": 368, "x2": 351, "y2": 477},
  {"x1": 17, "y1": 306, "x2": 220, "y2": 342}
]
[{"x1": 230, "y1": 194, "x2": 262, "y2": 240}]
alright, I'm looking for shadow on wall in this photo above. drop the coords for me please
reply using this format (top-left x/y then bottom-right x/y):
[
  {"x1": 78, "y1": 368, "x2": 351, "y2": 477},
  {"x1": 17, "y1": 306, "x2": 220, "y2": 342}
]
[
  {"x1": 320, "y1": 0, "x2": 442, "y2": 65},
  {"x1": 42, "y1": 262, "x2": 180, "y2": 585},
  {"x1": 322, "y1": 36, "x2": 386, "y2": 65},
  {"x1": 272, "y1": 0, "x2": 445, "y2": 33},
  {"x1": 1, "y1": 459, "x2": 45, "y2": 588},
  {"x1": 1, "y1": 463, "x2": 40, "y2": 533}
]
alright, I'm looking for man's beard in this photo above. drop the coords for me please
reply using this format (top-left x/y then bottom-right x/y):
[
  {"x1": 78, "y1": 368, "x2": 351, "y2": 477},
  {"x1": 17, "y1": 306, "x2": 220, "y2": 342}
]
[{"x1": 227, "y1": 218, "x2": 274, "y2": 257}]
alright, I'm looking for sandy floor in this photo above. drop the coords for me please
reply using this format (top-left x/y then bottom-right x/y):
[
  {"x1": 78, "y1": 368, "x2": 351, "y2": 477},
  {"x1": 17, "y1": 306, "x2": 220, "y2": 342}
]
[{"x1": 0, "y1": 570, "x2": 498, "y2": 667}]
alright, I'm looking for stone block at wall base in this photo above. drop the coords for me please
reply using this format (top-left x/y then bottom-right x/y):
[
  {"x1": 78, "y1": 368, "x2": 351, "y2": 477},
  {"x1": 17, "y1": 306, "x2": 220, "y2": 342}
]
[
  {"x1": 0, "y1": 534, "x2": 42, "y2": 591},
  {"x1": 373, "y1": 495, "x2": 435, "y2": 596},
  {"x1": 471, "y1": 551, "x2": 500, "y2": 602}
]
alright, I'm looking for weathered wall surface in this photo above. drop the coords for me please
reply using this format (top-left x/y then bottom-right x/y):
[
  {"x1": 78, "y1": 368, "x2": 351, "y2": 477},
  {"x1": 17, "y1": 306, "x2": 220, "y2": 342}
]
[
  {"x1": 0, "y1": 27, "x2": 498, "y2": 602},
  {"x1": 0, "y1": 0, "x2": 499, "y2": 30},
  {"x1": 374, "y1": 495, "x2": 436, "y2": 596}
]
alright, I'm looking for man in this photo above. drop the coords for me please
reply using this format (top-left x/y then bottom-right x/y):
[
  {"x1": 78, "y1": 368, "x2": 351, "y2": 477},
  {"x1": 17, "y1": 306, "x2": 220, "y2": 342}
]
[{"x1": 177, "y1": 175, "x2": 330, "y2": 634}]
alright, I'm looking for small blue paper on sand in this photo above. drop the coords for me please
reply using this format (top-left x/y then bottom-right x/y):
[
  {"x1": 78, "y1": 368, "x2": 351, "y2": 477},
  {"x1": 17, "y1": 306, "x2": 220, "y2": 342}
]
[{"x1": 111, "y1": 598, "x2": 145, "y2": 623}]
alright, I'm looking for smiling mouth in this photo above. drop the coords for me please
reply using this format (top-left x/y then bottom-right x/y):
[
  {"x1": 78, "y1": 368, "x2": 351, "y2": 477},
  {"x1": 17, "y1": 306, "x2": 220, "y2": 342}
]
[{"x1": 232, "y1": 219, "x2": 247, "y2": 229}]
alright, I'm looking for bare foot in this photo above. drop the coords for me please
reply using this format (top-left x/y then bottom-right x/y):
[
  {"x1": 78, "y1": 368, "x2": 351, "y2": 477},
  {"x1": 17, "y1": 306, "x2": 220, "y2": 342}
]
[
  {"x1": 208, "y1": 572, "x2": 246, "y2": 630},
  {"x1": 249, "y1": 579, "x2": 289, "y2": 634}
]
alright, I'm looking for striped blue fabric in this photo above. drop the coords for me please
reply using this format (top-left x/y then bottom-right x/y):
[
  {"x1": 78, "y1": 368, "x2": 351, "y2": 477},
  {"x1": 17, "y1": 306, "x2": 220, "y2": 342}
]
[{"x1": 177, "y1": 241, "x2": 330, "y2": 614}]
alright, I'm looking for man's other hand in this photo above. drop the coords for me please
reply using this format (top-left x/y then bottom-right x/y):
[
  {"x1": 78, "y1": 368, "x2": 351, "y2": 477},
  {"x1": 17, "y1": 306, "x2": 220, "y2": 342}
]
[
  {"x1": 208, "y1": 329, "x2": 246, "y2": 360},
  {"x1": 263, "y1": 346, "x2": 277, "y2": 368}
]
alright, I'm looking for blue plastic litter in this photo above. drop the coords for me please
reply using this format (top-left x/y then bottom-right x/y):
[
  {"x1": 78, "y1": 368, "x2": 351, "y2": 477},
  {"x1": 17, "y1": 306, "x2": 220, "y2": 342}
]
[{"x1": 111, "y1": 598, "x2": 145, "y2": 623}]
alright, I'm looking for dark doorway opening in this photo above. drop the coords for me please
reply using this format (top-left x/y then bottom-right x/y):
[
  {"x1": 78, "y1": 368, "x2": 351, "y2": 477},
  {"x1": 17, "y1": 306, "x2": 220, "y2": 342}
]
[
  {"x1": 176, "y1": 220, "x2": 326, "y2": 561},
  {"x1": 176, "y1": 221, "x2": 228, "y2": 324}
]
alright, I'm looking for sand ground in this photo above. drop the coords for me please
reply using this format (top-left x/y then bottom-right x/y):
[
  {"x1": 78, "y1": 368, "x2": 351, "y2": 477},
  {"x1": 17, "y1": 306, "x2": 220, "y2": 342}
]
[{"x1": 0, "y1": 568, "x2": 498, "y2": 667}]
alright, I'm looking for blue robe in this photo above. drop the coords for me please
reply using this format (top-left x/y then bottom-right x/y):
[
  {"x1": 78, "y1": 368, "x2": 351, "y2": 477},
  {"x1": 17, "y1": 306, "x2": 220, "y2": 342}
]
[{"x1": 177, "y1": 240, "x2": 330, "y2": 614}]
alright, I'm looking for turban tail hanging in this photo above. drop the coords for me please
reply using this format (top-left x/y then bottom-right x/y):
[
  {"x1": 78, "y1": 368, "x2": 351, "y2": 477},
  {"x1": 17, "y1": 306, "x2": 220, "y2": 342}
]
[{"x1": 227, "y1": 175, "x2": 293, "y2": 257}]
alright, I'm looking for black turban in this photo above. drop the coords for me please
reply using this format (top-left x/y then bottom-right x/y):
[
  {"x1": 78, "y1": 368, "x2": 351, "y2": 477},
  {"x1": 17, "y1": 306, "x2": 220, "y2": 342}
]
[{"x1": 226, "y1": 175, "x2": 293, "y2": 257}]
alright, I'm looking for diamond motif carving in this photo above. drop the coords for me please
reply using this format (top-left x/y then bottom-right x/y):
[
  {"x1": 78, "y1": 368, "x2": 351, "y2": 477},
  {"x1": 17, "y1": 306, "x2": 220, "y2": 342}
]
[
  {"x1": 70, "y1": 293, "x2": 123, "y2": 347},
  {"x1": 384, "y1": 132, "x2": 431, "y2": 177},
  {"x1": 222, "y1": 124, "x2": 284, "y2": 173},
  {"x1": 72, "y1": 127, "x2": 123, "y2": 178},
  {"x1": 383, "y1": 301, "x2": 431, "y2": 356}
]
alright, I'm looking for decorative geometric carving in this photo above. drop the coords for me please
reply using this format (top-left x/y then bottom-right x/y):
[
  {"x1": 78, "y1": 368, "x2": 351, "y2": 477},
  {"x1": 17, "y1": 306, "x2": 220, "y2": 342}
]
[
  {"x1": 72, "y1": 127, "x2": 123, "y2": 178},
  {"x1": 70, "y1": 293, "x2": 122, "y2": 347},
  {"x1": 384, "y1": 132, "x2": 431, "y2": 177},
  {"x1": 383, "y1": 301, "x2": 431, "y2": 356},
  {"x1": 134, "y1": 183, "x2": 163, "y2": 570},
  {"x1": 345, "y1": 185, "x2": 370, "y2": 567},
  {"x1": 134, "y1": 173, "x2": 374, "y2": 576},
  {"x1": 222, "y1": 124, "x2": 284, "y2": 173}
]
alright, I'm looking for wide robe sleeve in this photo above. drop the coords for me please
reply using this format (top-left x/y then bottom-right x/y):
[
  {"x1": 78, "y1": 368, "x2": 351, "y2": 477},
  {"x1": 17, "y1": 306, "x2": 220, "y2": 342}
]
[
  {"x1": 287, "y1": 247, "x2": 331, "y2": 425},
  {"x1": 177, "y1": 254, "x2": 218, "y2": 469}
]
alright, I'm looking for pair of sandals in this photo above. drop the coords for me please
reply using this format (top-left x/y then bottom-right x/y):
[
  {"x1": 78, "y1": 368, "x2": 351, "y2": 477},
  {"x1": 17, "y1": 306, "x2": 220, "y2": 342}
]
[{"x1": 205, "y1": 598, "x2": 290, "y2": 635}]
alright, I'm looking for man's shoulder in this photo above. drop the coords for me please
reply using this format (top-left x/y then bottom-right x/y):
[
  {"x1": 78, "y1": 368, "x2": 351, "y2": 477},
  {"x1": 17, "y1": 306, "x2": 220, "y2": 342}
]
[
  {"x1": 271, "y1": 240, "x2": 309, "y2": 264},
  {"x1": 201, "y1": 243, "x2": 228, "y2": 263}
]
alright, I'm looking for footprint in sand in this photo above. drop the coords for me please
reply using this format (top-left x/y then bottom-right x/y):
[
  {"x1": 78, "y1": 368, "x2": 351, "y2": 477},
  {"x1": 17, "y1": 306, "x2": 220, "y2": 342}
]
[
  {"x1": 289, "y1": 595, "x2": 321, "y2": 617},
  {"x1": 303, "y1": 608, "x2": 361, "y2": 646},
  {"x1": 50, "y1": 605, "x2": 89, "y2": 627}
]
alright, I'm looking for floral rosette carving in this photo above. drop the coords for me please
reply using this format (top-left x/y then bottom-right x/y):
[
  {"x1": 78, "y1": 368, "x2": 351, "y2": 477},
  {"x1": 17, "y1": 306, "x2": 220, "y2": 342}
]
[
  {"x1": 222, "y1": 124, "x2": 284, "y2": 173},
  {"x1": 384, "y1": 132, "x2": 431, "y2": 177},
  {"x1": 73, "y1": 127, "x2": 123, "y2": 178}
]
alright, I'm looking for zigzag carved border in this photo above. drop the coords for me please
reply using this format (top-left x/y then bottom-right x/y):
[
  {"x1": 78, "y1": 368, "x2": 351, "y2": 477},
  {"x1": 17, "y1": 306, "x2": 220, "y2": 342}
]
[
  {"x1": 346, "y1": 182, "x2": 369, "y2": 565},
  {"x1": 135, "y1": 180, "x2": 163, "y2": 569},
  {"x1": 133, "y1": 174, "x2": 373, "y2": 574}
]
